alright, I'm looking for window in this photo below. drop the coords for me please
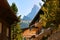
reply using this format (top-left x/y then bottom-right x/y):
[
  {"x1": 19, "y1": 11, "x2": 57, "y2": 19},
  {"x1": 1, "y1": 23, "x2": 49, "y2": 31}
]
[
  {"x1": 0, "y1": 22, "x2": 2, "y2": 33},
  {"x1": 6, "y1": 28, "x2": 9, "y2": 37}
]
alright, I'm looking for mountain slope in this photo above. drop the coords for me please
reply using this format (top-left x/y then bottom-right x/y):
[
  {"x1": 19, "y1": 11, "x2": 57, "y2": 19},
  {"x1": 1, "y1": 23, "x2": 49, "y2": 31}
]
[
  {"x1": 27, "y1": 5, "x2": 39, "y2": 20},
  {"x1": 21, "y1": 5, "x2": 39, "y2": 29},
  {"x1": 23, "y1": 16, "x2": 31, "y2": 21}
]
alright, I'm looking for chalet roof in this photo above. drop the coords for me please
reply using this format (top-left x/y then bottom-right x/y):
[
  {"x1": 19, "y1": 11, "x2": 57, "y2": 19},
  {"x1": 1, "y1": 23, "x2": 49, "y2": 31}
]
[
  {"x1": 22, "y1": 28, "x2": 38, "y2": 38},
  {"x1": 29, "y1": 9, "x2": 44, "y2": 26},
  {"x1": 0, "y1": 0, "x2": 19, "y2": 25}
]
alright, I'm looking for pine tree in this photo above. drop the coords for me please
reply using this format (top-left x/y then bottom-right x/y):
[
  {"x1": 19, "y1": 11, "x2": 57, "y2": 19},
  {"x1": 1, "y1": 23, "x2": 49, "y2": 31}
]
[
  {"x1": 11, "y1": 3, "x2": 22, "y2": 40},
  {"x1": 11, "y1": 3, "x2": 18, "y2": 14}
]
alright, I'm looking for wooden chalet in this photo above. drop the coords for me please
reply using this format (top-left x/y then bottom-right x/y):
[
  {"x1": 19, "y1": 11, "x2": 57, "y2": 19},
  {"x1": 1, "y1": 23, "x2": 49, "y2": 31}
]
[
  {"x1": 0, "y1": 0, "x2": 18, "y2": 40},
  {"x1": 22, "y1": 9, "x2": 44, "y2": 40},
  {"x1": 29, "y1": 9, "x2": 44, "y2": 27}
]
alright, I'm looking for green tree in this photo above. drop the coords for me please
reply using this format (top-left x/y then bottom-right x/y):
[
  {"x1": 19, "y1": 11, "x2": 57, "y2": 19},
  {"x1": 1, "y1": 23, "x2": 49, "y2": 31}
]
[
  {"x1": 11, "y1": 3, "x2": 22, "y2": 40},
  {"x1": 11, "y1": 3, "x2": 18, "y2": 14},
  {"x1": 40, "y1": 0, "x2": 60, "y2": 28},
  {"x1": 39, "y1": 0, "x2": 60, "y2": 40}
]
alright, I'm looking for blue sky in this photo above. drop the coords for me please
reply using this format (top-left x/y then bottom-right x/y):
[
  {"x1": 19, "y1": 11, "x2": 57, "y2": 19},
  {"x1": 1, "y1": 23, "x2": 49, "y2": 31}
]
[{"x1": 7, "y1": 0, "x2": 44, "y2": 18}]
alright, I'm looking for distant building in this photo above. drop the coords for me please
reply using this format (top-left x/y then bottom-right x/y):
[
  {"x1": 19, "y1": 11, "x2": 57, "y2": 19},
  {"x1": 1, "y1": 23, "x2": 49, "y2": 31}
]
[{"x1": 0, "y1": 0, "x2": 18, "y2": 40}]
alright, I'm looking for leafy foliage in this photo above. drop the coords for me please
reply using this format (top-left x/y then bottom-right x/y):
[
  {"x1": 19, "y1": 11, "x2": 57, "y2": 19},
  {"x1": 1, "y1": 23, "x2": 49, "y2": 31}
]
[
  {"x1": 40, "y1": 0, "x2": 60, "y2": 28},
  {"x1": 36, "y1": 0, "x2": 60, "y2": 40},
  {"x1": 11, "y1": 22, "x2": 22, "y2": 40},
  {"x1": 40, "y1": 14, "x2": 47, "y2": 27},
  {"x1": 11, "y1": 3, "x2": 22, "y2": 40},
  {"x1": 11, "y1": 3, "x2": 18, "y2": 14}
]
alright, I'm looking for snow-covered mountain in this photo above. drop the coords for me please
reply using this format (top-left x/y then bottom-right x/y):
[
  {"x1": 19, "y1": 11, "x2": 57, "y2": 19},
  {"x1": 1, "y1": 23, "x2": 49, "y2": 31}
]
[
  {"x1": 22, "y1": 5, "x2": 39, "y2": 21},
  {"x1": 23, "y1": 16, "x2": 31, "y2": 21},
  {"x1": 20, "y1": 20, "x2": 30, "y2": 29},
  {"x1": 21, "y1": 5, "x2": 39, "y2": 29},
  {"x1": 27, "y1": 5, "x2": 39, "y2": 20}
]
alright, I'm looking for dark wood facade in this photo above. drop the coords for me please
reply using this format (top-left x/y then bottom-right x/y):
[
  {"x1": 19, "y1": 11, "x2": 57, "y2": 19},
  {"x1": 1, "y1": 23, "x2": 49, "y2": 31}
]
[
  {"x1": 0, "y1": 0, "x2": 18, "y2": 40},
  {"x1": 29, "y1": 9, "x2": 44, "y2": 27}
]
